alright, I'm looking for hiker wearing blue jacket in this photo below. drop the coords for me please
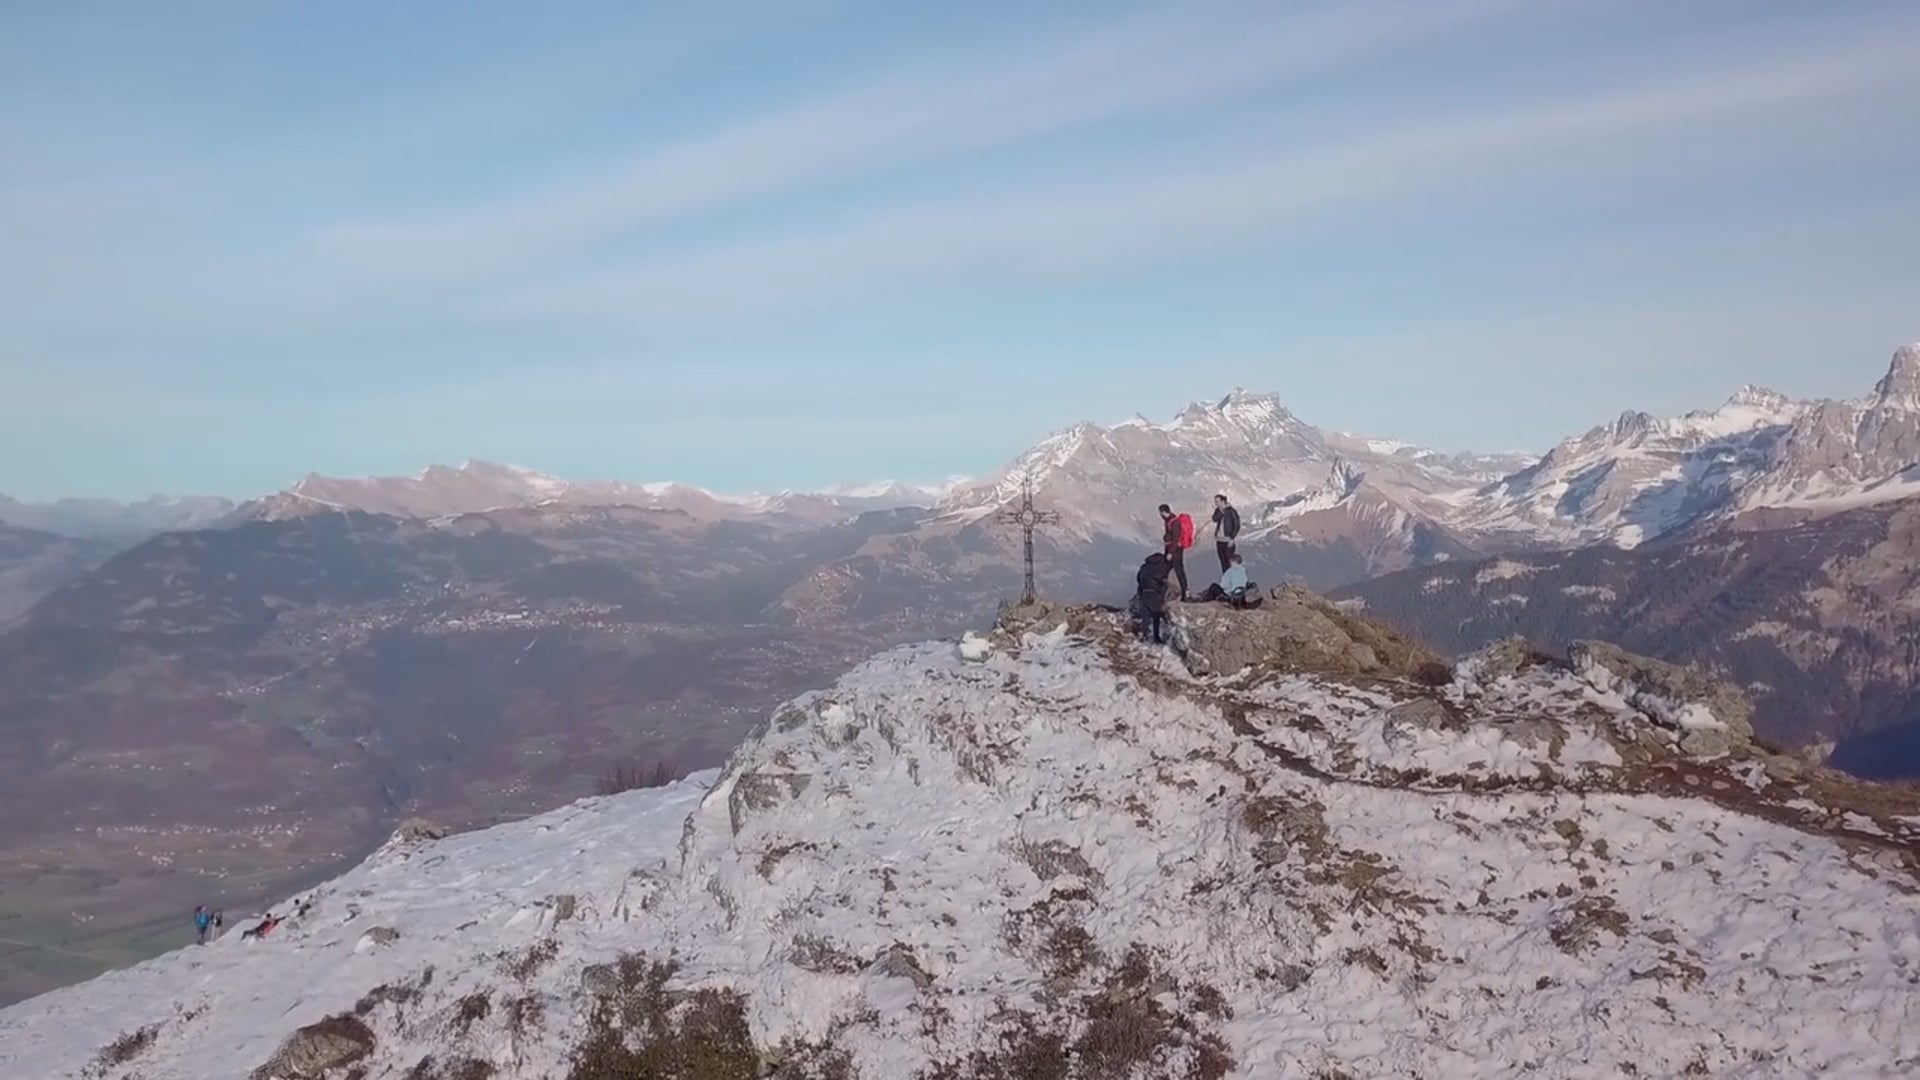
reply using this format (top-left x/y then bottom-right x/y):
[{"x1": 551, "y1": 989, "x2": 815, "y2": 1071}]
[
  {"x1": 1199, "y1": 553, "x2": 1262, "y2": 609},
  {"x1": 1221, "y1": 558, "x2": 1248, "y2": 596},
  {"x1": 193, "y1": 905, "x2": 212, "y2": 945}
]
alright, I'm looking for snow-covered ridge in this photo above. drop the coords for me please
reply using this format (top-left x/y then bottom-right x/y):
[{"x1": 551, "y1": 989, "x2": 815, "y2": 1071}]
[
  {"x1": 233, "y1": 460, "x2": 965, "y2": 525},
  {"x1": 1457, "y1": 344, "x2": 1920, "y2": 547},
  {"x1": 934, "y1": 386, "x2": 1515, "y2": 550},
  {"x1": 925, "y1": 346, "x2": 1920, "y2": 569},
  {"x1": 6, "y1": 609, "x2": 1915, "y2": 1078}
]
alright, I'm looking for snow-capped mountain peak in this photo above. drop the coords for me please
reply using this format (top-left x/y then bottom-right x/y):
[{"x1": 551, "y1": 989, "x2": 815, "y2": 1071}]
[
  {"x1": 1258, "y1": 458, "x2": 1371, "y2": 524},
  {"x1": 1168, "y1": 388, "x2": 1301, "y2": 441},
  {"x1": 1457, "y1": 344, "x2": 1920, "y2": 545},
  {"x1": 1868, "y1": 342, "x2": 1920, "y2": 412},
  {"x1": 1726, "y1": 383, "x2": 1792, "y2": 411},
  {"x1": 1606, "y1": 409, "x2": 1658, "y2": 442},
  {"x1": 823, "y1": 477, "x2": 970, "y2": 503},
  {"x1": 937, "y1": 387, "x2": 1495, "y2": 552}
]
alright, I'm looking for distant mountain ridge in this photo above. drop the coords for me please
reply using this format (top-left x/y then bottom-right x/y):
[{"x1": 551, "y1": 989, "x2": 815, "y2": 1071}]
[
  {"x1": 1455, "y1": 344, "x2": 1920, "y2": 548},
  {"x1": 917, "y1": 387, "x2": 1531, "y2": 581},
  {"x1": 14, "y1": 342, "x2": 1920, "y2": 564},
  {"x1": 0, "y1": 493, "x2": 235, "y2": 542},
  {"x1": 229, "y1": 460, "x2": 967, "y2": 527}
]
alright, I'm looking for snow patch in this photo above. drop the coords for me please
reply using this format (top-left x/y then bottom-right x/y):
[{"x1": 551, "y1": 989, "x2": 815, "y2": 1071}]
[{"x1": 1474, "y1": 559, "x2": 1537, "y2": 584}]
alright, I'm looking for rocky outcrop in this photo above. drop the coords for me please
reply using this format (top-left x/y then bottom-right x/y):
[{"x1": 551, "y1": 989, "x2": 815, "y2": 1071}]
[
  {"x1": 1170, "y1": 584, "x2": 1442, "y2": 679},
  {"x1": 726, "y1": 770, "x2": 813, "y2": 835},
  {"x1": 1569, "y1": 640, "x2": 1756, "y2": 758},
  {"x1": 1453, "y1": 634, "x2": 1538, "y2": 683},
  {"x1": 1452, "y1": 636, "x2": 1760, "y2": 761},
  {"x1": 251, "y1": 1015, "x2": 374, "y2": 1079},
  {"x1": 392, "y1": 819, "x2": 449, "y2": 843}
]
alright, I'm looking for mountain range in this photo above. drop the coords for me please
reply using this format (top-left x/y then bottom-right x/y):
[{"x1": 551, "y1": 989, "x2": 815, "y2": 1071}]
[
  {"x1": 5, "y1": 341, "x2": 1920, "y2": 1008},
  {"x1": 14, "y1": 342, "x2": 1920, "y2": 587}
]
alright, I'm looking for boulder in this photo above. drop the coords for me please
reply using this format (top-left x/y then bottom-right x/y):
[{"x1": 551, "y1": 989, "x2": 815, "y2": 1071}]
[
  {"x1": 1761, "y1": 753, "x2": 1808, "y2": 781},
  {"x1": 579, "y1": 963, "x2": 619, "y2": 997},
  {"x1": 728, "y1": 771, "x2": 813, "y2": 835},
  {"x1": 1457, "y1": 636, "x2": 1535, "y2": 683},
  {"x1": 866, "y1": 945, "x2": 935, "y2": 990},
  {"x1": 1381, "y1": 698, "x2": 1451, "y2": 746},
  {"x1": 251, "y1": 1016, "x2": 375, "y2": 1080},
  {"x1": 1493, "y1": 715, "x2": 1566, "y2": 753},
  {"x1": 391, "y1": 818, "x2": 448, "y2": 843},
  {"x1": 1568, "y1": 641, "x2": 1756, "y2": 757}
]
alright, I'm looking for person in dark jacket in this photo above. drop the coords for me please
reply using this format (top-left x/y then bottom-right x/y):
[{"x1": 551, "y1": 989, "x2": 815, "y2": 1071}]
[
  {"x1": 1157, "y1": 504, "x2": 1189, "y2": 601},
  {"x1": 1133, "y1": 552, "x2": 1171, "y2": 643},
  {"x1": 1211, "y1": 494, "x2": 1240, "y2": 573}
]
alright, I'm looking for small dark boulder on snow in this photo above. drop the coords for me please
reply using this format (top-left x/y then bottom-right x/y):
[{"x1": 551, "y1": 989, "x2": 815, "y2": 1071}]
[
  {"x1": 251, "y1": 1014, "x2": 375, "y2": 1079},
  {"x1": 392, "y1": 818, "x2": 449, "y2": 843}
]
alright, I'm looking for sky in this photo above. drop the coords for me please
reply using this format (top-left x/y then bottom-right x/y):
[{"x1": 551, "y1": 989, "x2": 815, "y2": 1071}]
[{"x1": 3, "y1": 0, "x2": 1919, "y2": 500}]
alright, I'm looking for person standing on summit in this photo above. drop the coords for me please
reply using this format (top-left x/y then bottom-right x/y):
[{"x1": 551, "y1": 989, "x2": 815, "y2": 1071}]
[
  {"x1": 1158, "y1": 504, "x2": 1191, "y2": 601},
  {"x1": 1211, "y1": 494, "x2": 1240, "y2": 573}
]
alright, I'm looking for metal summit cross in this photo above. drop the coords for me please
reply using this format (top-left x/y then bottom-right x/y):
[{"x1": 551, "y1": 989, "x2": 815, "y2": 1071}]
[{"x1": 994, "y1": 478, "x2": 1059, "y2": 605}]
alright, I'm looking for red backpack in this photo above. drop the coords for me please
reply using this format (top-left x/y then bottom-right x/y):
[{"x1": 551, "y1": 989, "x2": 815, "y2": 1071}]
[{"x1": 1177, "y1": 513, "x2": 1195, "y2": 549}]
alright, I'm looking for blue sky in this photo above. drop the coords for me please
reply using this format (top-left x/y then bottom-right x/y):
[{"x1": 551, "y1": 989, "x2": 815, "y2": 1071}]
[{"x1": 3, "y1": 0, "x2": 1919, "y2": 499}]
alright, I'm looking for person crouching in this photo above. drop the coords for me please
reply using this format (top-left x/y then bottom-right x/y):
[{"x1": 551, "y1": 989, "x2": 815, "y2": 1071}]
[{"x1": 1132, "y1": 552, "x2": 1172, "y2": 643}]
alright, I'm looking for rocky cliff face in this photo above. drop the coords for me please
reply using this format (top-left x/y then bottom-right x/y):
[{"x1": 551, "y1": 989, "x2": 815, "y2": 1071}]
[{"x1": 4, "y1": 597, "x2": 1915, "y2": 1079}]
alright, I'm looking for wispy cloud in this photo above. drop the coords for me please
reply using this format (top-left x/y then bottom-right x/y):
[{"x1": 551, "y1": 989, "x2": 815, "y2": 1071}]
[
  {"x1": 4, "y1": 1, "x2": 1919, "y2": 498},
  {"x1": 311, "y1": 0, "x2": 1528, "y2": 281},
  {"x1": 495, "y1": 20, "x2": 1920, "y2": 323}
]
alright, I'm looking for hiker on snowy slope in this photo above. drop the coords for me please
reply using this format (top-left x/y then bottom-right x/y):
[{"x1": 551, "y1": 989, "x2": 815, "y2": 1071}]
[
  {"x1": 193, "y1": 905, "x2": 211, "y2": 945},
  {"x1": 1211, "y1": 494, "x2": 1241, "y2": 573},
  {"x1": 241, "y1": 914, "x2": 282, "y2": 941},
  {"x1": 1158, "y1": 504, "x2": 1192, "y2": 601},
  {"x1": 1133, "y1": 552, "x2": 1171, "y2": 644}
]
